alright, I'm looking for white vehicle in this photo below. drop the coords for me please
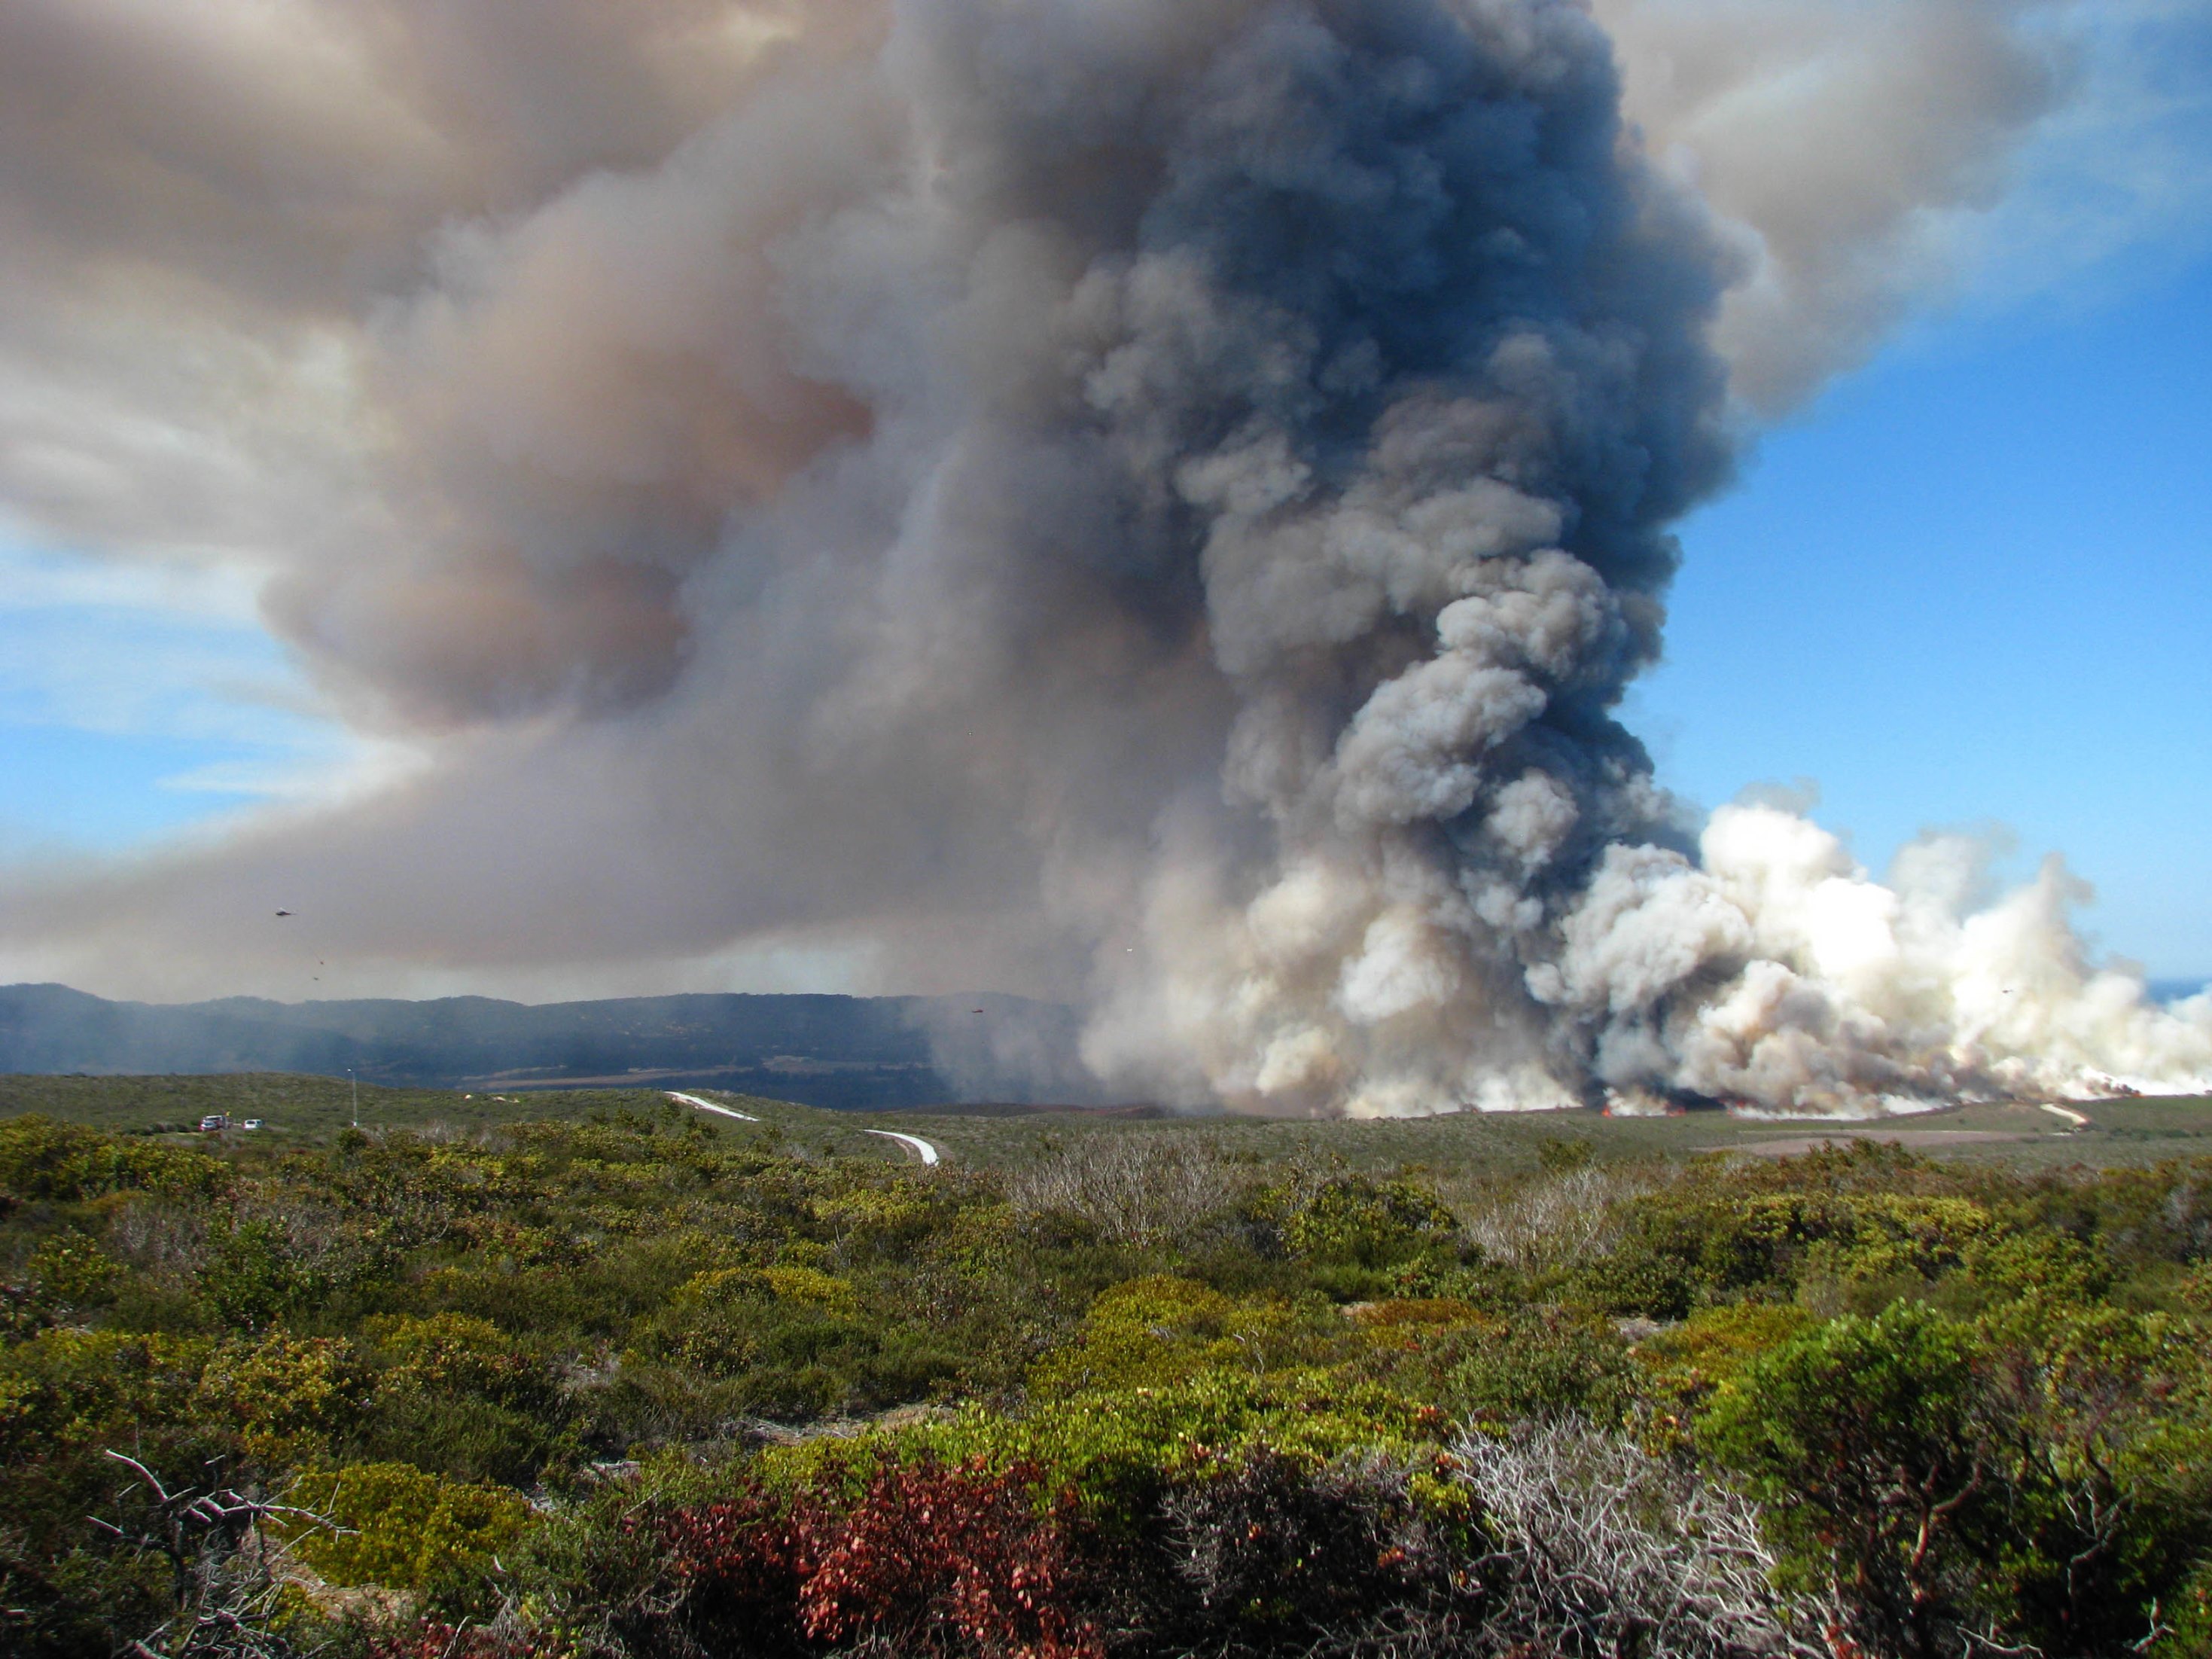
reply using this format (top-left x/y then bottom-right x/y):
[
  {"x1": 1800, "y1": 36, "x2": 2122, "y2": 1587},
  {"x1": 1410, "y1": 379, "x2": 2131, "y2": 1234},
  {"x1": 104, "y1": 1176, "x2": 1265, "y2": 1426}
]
[
  {"x1": 197, "y1": 1115, "x2": 228, "y2": 1133},
  {"x1": 241, "y1": 1118, "x2": 264, "y2": 1130}
]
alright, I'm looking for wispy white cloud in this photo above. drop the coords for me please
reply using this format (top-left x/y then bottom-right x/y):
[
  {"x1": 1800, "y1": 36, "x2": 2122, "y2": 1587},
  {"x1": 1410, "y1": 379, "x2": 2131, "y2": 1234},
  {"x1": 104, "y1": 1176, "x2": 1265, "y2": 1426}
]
[
  {"x1": 1957, "y1": 0, "x2": 2212, "y2": 310},
  {"x1": 0, "y1": 534, "x2": 404, "y2": 822},
  {"x1": 152, "y1": 735, "x2": 428, "y2": 805},
  {"x1": 0, "y1": 529, "x2": 263, "y2": 620}
]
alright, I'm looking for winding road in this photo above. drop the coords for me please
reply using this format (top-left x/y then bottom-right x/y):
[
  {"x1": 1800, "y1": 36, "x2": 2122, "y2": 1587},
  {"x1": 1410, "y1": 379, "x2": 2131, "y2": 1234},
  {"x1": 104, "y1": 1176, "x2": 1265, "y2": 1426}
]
[
  {"x1": 666, "y1": 1090, "x2": 760, "y2": 1122},
  {"x1": 863, "y1": 1128, "x2": 942, "y2": 1166},
  {"x1": 666, "y1": 1090, "x2": 942, "y2": 1165}
]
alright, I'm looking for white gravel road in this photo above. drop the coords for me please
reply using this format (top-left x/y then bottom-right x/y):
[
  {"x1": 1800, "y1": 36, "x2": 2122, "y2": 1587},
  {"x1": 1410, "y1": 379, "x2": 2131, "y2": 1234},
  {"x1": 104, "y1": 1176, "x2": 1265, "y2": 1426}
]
[
  {"x1": 864, "y1": 1129, "x2": 941, "y2": 1166},
  {"x1": 665, "y1": 1090, "x2": 940, "y2": 1164},
  {"x1": 666, "y1": 1090, "x2": 760, "y2": 1122}
]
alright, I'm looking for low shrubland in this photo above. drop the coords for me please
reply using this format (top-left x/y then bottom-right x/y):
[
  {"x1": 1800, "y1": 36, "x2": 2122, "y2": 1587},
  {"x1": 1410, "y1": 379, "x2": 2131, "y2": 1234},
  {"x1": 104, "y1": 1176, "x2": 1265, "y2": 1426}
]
[{"x1": 3, "y1": 1102, "x2": 2211, "y2": 1657}]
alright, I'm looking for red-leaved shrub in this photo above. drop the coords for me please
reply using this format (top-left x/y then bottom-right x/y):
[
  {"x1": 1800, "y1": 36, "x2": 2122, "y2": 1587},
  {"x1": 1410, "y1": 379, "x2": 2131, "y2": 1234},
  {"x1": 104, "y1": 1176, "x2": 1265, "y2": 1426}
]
[
  {"x1": 657, "y1": 1456, "x2": 1100, "y2": 1659},
  {"x1": 794, "y1": 1457, "x2": 1099, "y2": 1659},
  {"x1": 660, "y1": 1484, "x2": 810, "y2": 1652}
]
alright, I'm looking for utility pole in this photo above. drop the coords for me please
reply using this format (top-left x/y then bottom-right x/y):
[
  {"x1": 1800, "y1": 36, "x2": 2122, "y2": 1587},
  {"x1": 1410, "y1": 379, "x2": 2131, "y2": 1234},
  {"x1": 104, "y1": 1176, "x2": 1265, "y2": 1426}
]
[{"x1": 349, "y1": 1068, "x2": 358, "y2": 1129}]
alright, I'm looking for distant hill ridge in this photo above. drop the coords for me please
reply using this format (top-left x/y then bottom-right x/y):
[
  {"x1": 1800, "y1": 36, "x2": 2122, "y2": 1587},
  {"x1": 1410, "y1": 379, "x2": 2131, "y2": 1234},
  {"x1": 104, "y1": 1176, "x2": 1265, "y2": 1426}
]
[{"x1": 0, "y1": 984, "x2": 1101, "y2": 1110}]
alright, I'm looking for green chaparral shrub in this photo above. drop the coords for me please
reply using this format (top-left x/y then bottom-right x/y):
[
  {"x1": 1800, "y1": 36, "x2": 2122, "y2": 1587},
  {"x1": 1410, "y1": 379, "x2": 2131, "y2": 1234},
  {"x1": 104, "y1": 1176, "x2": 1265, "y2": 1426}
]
[
  {"x1": 287, "y1": 1462, "x2": 530, "y2": 1616},
  {"x1": 1027, "y1": 1276, "x2": 1326, "y2": 1398},
  {"x1": 1970, "y1": 1300, "x2": 2212, "y2": 1657},
  {"x1": 1631, "y1": 1301, "x2": 1812, "y2": 1407},
  {"x1": 0, "y1": 1327, "x2": 211, "y2": 1457},
  {"x1": 1424, "y1": 1309, "x2": 1637, "y2": 1433},
  {"x1": 196, "y1": 1218, "x2": 320, "y2": 1331},
  {"x1": 1700, "y1": 1301, "x2": 1994, "y2": 1659},
  {"x1": 809, "y1": 1182, "x2": 946, "y2": 1260},
  {"x1": 0, "y1": 1118, "x2": 228, "y2": 1205},
  {"x1": 342, "y1": 1313, "x2": 577, "y2": 1486},
  {"x1": 23, "y1": 1234, "x2": 125, "y2": 1318},
  {"x1": 0, "y1": 1328, "x2": 227, "y2": 1655},
  {"x1": 194, "y1": 1331, "x2": 370, "y2": 1464},
  {"x1": 764, "y1": 1365, "x2": 1455, "y2": 1543},
  {"x1": 616, "y1": 1258, "x2": 973, "y2": 1428},
  {"x1": 2048, "y1": 1157, "x2": 2212, "y2": 1272},
  {"x1": 2, "y1": 1520, "x2": 188, "y2": 1659},
  {"x1": 1959, "y1": 1226, "x2": 2115, "y2": 1308},
  {"x1": 1580, "y1": 1185, "x2": 1997, "y2": 1319},
  {"x1": 1251, "y1": 1170, "x2": 1461, "y2": 1291},
  {"x1": 1345, "y1": 1296, "x2": 1488, "y2": 1343},
  {"x1": 2161, "y1": 1557, "x2": 2212, "y2": 1659}
]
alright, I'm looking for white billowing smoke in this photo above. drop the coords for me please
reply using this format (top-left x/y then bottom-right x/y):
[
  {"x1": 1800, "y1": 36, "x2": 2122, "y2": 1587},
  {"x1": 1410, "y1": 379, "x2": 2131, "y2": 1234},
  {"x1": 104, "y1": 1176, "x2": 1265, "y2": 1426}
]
[
  {"x1": 1537, "y1": 808, "x2": 2212, "y2": 1115},
  {"x1": 0, "y1": 0, "x2": 2204, "y2": 1115}
]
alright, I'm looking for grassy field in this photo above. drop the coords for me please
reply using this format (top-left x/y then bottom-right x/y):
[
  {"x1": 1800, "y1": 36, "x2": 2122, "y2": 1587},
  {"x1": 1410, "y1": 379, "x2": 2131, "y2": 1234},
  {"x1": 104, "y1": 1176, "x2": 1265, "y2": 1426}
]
[
  {"x1": 6, "y1": 1071, "x2": 2205, "y2": 1191},
  {"x1": 861, "y1": 1094, "x2": 2212, "y2": 1203}
]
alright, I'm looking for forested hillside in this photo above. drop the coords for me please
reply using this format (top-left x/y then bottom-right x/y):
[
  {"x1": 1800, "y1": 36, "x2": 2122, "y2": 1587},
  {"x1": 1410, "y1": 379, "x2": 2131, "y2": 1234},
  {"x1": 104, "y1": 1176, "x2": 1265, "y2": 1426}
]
[
  {"x1": 5, "y1": 1095, "x2": 2211, "y2": 1658},
  {"x1": 0, "y1": 986, "x2": 1096, "y2": 1108}
]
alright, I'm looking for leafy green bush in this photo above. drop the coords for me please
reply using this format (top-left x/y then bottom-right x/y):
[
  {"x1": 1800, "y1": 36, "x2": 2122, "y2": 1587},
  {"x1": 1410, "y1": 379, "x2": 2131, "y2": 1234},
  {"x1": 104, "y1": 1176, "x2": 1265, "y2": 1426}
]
[
  {"x1": 1701, "y1": 1302, "x2": 1990, "y2": 1659},
  {"x1": 0, "y1": 1116, "x2": 228, "y2": 1204},
  {"x1": 620, "y1": 1261, "x2": 971, "y2": 1425},
  {"x1": 1254, "y1": 1170, "x2": 1458, "y2": 1273},
  {"x1": 0, "y1": 1328, "x2": 209, "y2": 1457},
  {"x1": 1579, "y1": 1186, "x2": 1997, "y2": 1318},
  {"x1": 289, "y1": 1461, "x2": 529, "y2": 1615},
  {"x1": 1975, "y1": 1302, "x2": 2212, "y2": 1656},
  {"x1": 803, "y1": 1368, "x2": 1452, "y2": 1540},
  {"x1": 1632, "y1": 1302, "x2": 1811, "y2": 1406},
  {"x1": 1434, "y1": 1306, "x2": 1638, "y2": 1426},
  {"x1": 197, "y1": 1218, "x2": 328, "y2": 1330},
  {"x1": 1962, "y1": 1226, "x2": 2114, "y2": 1307},
  {"x1": 1027, "y1": 1276, "x2": 1322, "y2": 1398},
  {"x1": 195, "y1": 1331, "x2": 370, "y2": 1462}
]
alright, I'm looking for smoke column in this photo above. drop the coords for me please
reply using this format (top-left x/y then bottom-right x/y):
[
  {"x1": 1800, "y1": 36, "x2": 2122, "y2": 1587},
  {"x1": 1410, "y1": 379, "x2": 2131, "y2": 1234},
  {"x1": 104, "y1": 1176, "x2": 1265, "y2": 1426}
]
[{"x1": 0, "y1": 0, "x2": 2205, "y2": 1114}]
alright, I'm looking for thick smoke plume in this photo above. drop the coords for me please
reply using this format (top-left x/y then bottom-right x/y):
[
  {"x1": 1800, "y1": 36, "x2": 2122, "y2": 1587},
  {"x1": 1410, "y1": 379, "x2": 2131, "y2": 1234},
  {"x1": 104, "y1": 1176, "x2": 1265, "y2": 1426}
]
[{"x1": 0, "y1": 0, "x2": 2204, "y2": 1114}]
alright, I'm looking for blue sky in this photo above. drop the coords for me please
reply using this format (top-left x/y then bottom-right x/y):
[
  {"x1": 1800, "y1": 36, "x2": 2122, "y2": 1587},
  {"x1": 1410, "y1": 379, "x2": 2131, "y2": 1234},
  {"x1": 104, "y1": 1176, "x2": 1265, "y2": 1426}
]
[
  {"x1": 1632, "y1": 250, "x2": 2212, "y2": 980},
  {"x1": 0, "y1": 542, "x2": 361, "y2": 862}
]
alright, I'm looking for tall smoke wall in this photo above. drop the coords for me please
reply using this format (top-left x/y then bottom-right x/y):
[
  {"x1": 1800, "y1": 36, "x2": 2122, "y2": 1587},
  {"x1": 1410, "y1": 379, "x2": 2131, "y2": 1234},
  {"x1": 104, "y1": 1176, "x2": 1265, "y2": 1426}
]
[{"x1": 0, "y1": 0, "x2": 2204, "y2": 1115}]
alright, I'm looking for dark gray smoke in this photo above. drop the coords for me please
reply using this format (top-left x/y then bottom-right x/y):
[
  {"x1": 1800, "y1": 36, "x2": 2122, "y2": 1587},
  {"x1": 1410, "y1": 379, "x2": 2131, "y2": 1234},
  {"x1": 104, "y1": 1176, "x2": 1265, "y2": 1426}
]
[
  {"x1": 907, "y1": 0, "x2": 1742, "y2": 1110},
  {"x1": 2, "y1": 0, "x2": 2203, "y2": 1113}
]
